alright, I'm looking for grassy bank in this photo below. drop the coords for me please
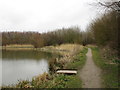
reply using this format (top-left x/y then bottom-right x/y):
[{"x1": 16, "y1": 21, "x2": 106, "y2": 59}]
[
  {"x1": 2, "y1": 44, "x2": 88, "y2": 88},
  {"x1": 2, "y1": 44, "x2": 34, "y2": 50},
  {"x1": 65, "y1": 47, "x2": 88, "y2": 69},
  {"x1": 16, "y1": 73, "x2": 82, "y2": 88},
  {"x1": 40, "y1": 44, "x2": 84, "y2": 55},
  {"x1": 91, "y1": 47, "x2": 119, "y2": 88},
  {"x1": 16, "y1": 46, "x2": 87, "y2": 88}
]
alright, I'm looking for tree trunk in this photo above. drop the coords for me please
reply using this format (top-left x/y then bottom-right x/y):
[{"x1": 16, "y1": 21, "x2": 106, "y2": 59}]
[{"x1": 117, "y1": 13, "x2": 120, "y2": 59}]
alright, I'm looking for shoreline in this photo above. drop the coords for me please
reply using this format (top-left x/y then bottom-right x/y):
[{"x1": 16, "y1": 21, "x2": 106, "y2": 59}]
[{"x1": 2, "y1": 44, "x2": 88, "y2": 88}]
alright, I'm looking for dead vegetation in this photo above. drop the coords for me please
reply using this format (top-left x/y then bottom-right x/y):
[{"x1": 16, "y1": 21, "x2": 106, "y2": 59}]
[{"x1": 42, "y1": 44, "x2": 84, "y2": 70}]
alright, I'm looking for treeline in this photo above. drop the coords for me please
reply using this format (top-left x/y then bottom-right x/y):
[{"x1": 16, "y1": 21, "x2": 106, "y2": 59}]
[
  {"x1": 2, "y1": 32, "x2": 43, "y2": 48},
  {"x1": 89, "y1": 10, "x2": 120, "y2": 59},
  {"x1": 1, "y1": 27, "x2": 94, "y2": 48},
  {"x1": 89, "y1": 11, "x2": 118, "y2": 50}
]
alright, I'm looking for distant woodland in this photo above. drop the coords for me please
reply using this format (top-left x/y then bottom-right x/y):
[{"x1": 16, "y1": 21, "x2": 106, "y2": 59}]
[{"x1": 1, "y1": 27, "x2": 94, "y2": 48}]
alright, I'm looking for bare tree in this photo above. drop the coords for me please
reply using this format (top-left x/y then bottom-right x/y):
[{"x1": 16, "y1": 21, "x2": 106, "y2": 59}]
[
  {"x1": 98, "y1": 0, "x2": 120, "y2": 58},
  {"x1": 98, "y1": 1, "x2": 120, "y2": 12}
]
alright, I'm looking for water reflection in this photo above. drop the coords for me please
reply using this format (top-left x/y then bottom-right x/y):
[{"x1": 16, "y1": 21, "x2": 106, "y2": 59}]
[{"x1": 2, "y1": 50, "x2": 54, "y2": 86}]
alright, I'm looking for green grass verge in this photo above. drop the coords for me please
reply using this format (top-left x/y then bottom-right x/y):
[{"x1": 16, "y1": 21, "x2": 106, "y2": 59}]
[
  {"x1": 65, "y1": 47, "x2": 88, "y2": 69},
  {"x1": 41, "y1": 74, "x2": 82, "y2": 88},
  {"x1": 58, "y1": 47, "x2": 88, "y2": 88},
  {"x1": 91, "y1": 47, "x2": 119, "y2": 88},
  {"x1": 12, "y1": 73, "x2": 82, "y2": 88},
  {"x1": 46, "y1": 47, "x2": 88, "y2": 88}
]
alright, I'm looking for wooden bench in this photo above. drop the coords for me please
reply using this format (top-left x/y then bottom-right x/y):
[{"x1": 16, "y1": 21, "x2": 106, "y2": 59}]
[{"x1": 56, "y1": 69, "x2": 77, "y2": 75}]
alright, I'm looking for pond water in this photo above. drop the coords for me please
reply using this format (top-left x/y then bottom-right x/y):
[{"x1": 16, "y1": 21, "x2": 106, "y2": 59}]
[{"x1": 1, "y1": 50, "x2": 56, "y2": 86}]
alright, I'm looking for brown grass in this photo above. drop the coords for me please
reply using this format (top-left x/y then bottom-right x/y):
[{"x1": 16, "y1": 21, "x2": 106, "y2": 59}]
[
  {"x1": 2, "y1": 44, "x2": 34, "y2": 50},
  {"x1": 41, "y1": 44, "x2": 83, "y2": 55},
  {"x1": 42, "y1": 44, "x2": 84, "y2": 70}
]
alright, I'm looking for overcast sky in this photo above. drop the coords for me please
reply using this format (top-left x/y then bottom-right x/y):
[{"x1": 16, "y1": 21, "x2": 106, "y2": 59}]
[{"x1": 0, "y1": 0, "x2": 105, "y2": 33}]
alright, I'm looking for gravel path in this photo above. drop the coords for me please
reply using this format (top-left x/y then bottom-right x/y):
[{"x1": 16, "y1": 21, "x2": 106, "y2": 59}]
[{"x1": 80, "y1": 48, "x2": 101, "y2": 88}]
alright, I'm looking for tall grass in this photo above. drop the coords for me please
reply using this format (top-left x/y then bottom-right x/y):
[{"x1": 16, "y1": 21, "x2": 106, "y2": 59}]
[
  {"x1": 91, "y1": 47, "x2": 119, "y2": 88},
  {"x1": 65, "y1": 47, "x2": 88, "y2": 69}
]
